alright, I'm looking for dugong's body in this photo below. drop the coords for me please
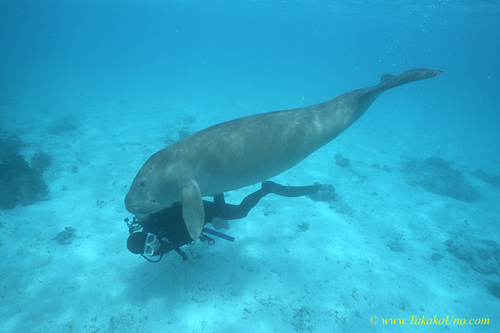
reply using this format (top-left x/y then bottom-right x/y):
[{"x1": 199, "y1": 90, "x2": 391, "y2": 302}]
[{"x1": 125, "y1": 68, "x2": 442, "y2": 240}]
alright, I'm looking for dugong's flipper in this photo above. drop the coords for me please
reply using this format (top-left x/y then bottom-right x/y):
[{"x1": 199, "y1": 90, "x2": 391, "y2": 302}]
[{"x1": 181, "y1": 179, "x2": 205, "y2": 240}]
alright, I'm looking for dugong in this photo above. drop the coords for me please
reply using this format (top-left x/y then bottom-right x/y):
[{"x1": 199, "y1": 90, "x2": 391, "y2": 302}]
[{"x1": 125, "y1": 68, "x2": 442, "y2": 240}]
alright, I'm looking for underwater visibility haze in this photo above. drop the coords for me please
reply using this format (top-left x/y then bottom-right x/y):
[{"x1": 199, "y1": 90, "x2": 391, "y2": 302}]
[{"x1": 0, "y1": 0, "x2": 499, "y2": 331}]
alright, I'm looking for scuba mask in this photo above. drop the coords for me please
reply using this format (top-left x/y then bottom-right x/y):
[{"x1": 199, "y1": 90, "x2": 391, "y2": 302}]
[{"x1": 144, "y1": 233, "x2": 160, "y2": 256}]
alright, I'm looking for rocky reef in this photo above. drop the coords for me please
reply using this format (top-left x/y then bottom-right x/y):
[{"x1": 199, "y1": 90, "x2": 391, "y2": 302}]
[
  {"x1": 0, "y1": 132, "x2": 52, "y2": 210},
  {"x1": 400, "y1": 157, "x2": 479, "y2": 203}
]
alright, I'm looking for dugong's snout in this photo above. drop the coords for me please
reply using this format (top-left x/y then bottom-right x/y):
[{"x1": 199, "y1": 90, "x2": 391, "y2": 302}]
[
  {"x1": 124, "y1": 190, "x2": 149, "y2": 214},
  {"x1": 124, "y1": 191, "x2": 139, "y2": 214},
  {"x1": 125, "y1": 189, "x2": 166, "y2": 215}
]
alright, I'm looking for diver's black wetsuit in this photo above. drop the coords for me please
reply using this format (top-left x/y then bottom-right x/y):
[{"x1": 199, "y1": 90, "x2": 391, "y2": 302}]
[{"x1": 127, "y1": 181, "x2": 322, "y2": 260}]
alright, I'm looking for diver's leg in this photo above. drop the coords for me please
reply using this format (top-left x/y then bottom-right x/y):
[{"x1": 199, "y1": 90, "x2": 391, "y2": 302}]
[
  {"x1": 216, "y1": 182, "x2": 322, "y2": 221},
  {"x1": 213, "y1": 193, "x2": 225, "y2": 204},
  {"x1": 216, "y1": 188, "x2": 268, "y2": 220}
]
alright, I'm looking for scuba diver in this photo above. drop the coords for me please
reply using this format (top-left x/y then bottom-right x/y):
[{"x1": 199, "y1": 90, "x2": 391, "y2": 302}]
[{"x1": 126, "y1": 181, "x2": 322, "y2": 262}]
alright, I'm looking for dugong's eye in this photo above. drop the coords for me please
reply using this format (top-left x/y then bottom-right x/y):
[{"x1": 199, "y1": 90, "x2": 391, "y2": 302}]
[{"x1": 139, "y1": 181, "x2": 145, "y2": 187}]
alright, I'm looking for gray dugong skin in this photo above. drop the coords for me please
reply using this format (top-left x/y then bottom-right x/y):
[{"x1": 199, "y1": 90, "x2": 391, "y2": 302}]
[{"x1": 125, "y1": 68, "x2": 443, "y2": 240}]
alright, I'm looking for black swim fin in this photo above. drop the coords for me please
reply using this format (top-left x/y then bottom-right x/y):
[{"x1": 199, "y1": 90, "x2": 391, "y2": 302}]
[{"x1": 262, "y1": 181, "x2": 322, "y2": 197}]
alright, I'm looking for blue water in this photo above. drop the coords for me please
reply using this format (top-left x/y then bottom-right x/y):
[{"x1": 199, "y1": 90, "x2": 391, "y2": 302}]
[
  {"x1": 1, "y1": 0, "x2": 499, "y2": 331},
  {"x1": 2, "y1": 1, "x2": 499, "y2": 151}
]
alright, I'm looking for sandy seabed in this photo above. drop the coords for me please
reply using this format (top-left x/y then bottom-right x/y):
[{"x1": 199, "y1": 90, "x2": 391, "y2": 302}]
[{"x1": 1, "y1": 88, "x2": 499, "y2": 333}]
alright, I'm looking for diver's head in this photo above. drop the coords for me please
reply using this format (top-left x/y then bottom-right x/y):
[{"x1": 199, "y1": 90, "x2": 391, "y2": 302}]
[{"x1": 127, "y1": 232, "x2": 160, "y2": 256}]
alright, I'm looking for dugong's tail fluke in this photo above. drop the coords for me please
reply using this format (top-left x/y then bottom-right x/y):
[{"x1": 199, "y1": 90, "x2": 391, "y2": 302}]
[{"x1": 377, "y1": 68, "x2": 443, "y2": 92}]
